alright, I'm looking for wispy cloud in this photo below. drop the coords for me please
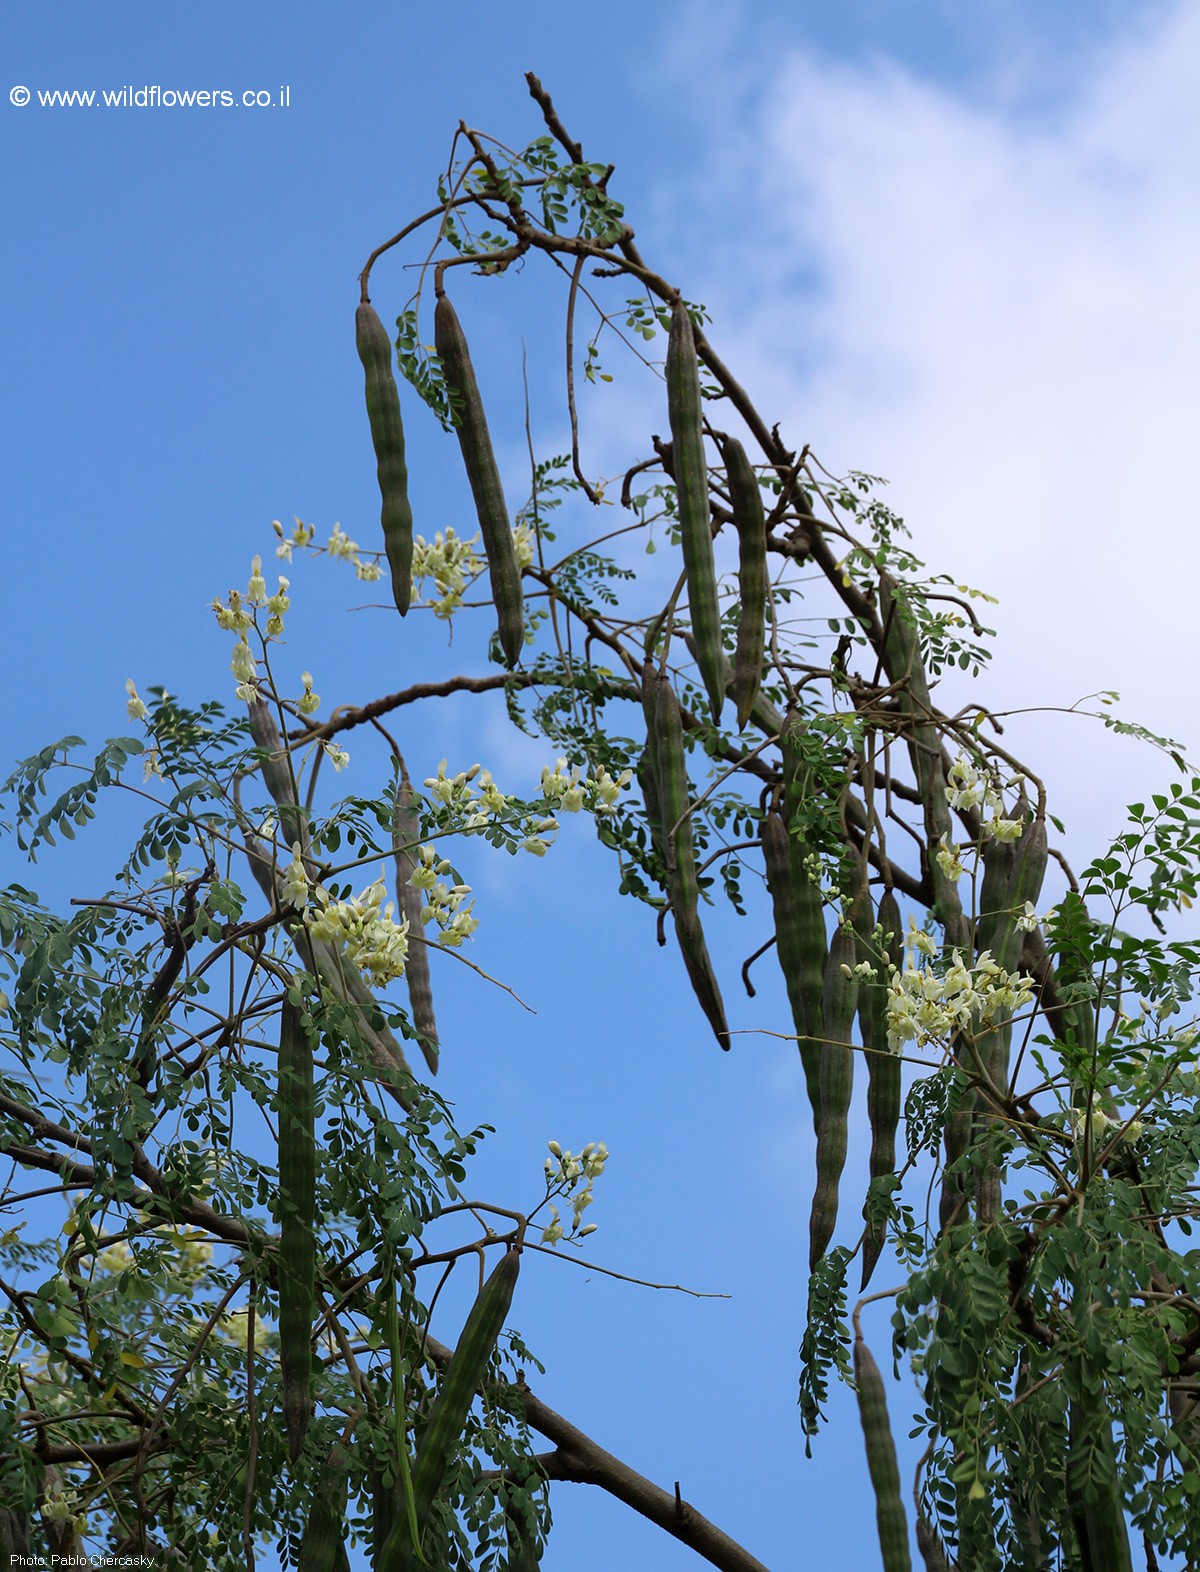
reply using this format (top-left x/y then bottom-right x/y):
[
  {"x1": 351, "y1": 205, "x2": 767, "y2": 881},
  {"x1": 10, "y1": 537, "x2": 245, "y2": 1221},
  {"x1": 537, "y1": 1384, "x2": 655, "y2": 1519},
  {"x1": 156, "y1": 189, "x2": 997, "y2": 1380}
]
[{"x1": 657, "y1": 0, "x2": 1200, "y2": 845}]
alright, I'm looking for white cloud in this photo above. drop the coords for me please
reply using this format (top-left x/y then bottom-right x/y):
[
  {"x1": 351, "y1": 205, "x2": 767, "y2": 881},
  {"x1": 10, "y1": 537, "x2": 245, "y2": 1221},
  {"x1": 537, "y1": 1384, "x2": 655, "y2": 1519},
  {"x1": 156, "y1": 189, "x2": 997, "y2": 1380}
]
[{"x1": 660, "y1": 1, "x2": 1200, "y2": 850}]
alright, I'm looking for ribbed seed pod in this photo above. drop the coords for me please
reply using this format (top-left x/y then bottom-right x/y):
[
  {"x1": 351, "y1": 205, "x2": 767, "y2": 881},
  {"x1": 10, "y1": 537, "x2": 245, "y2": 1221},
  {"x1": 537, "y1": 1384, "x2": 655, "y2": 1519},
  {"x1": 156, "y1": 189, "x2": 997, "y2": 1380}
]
[
  {"x1": 504, "y1": 1497, "x2": 543, "y2": 1571},
  {"x1": 379, "y1": 1250, "x2": 521, "y2": 1570},
  {"x1": 651, "y1": 672, "x2": 729, "y2": 1047},
  {"x1": 278, "y1": 996, "x2": 315, "y2": 1462},
  {"x1": 975, "y1": 813, "x2": 1048, "y2": 1224},
  {"x1": 356, "y1": 302, "x2": 414, "y2": 616},
  {"x1": 993, "y1": 814, "x2": 1048, "y2": 974},
  {"x1": 938, "y1": 1083, "x2": 974, "y2": 1235},
  {"x1": 371, "y1": 1468, "x2": 399, "y2": 1568},
  {"x1": 761, "y1": 808, "x2": 826, "y2": 1126},
  {"x1": 666, "y1": 300, "x2": 723, "y2": 724},
  {"x1": 975, "y1": 829, "x2": 1018, "y2": 959},
  {"x1": 778, "y1": 706, "x2": 808, "y2": 825},
  {"x1": 859, "y1": 888, "x2": 903, "y2": 1290},
  {"x1": 637, "y1": 749, "x2": 664, "y2": 872},
  {"x1": 878, "y1": 574, "x2": 967, "y2": 950},
  {"x1": 298, "y1": 1443, "x2": 349, "y2": 1572},
  {"x1": 723, "y1": 435, "x2": 768, "y2": 731},
  {"x1": 915, "y1": 1515, "x2": 950, "y2": 1572},
  {"x1": 854, "y1": 1333, "x2": 912, "y2": 1572},
  {"x1": 1066, "y1": 1395, "x2": 1134, "y2": 1572},
  {"x1": 809, "y1": 925, "x2": 858, "y2": 1269},
  {"x1": 433, "y1": 291, "x2": 524, "y2": 667},
  {"x1": 392, "y1": 780, "x2": 439, "y2": 1077}
]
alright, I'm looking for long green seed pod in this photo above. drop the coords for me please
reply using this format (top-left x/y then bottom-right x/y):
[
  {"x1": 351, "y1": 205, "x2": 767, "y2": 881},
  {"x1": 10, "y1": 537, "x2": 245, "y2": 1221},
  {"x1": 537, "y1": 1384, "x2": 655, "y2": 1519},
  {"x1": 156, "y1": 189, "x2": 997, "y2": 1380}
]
[
  {"x1": 392, "y1": 779, "x2": 439, "y2": 1077},
  {"x1": 1066, "y1": 1394, "x2": 1134, "y2": 1572},
  {"x1": 723, "y1": 435, "x2": 767, "y2": 731},
  {"x1": 809, "y1": 925, "x2": 859, "y2": 1268},
  {"x1": 779, "y1": 706, "x2": 808, "y2": 826},
  {"x1": 278, "y1": 995, "x2": 315, "y2": 1462},
  {"x1": 975, "y1": 813, "x2": 1048, "y2": 1223},
  {"x1": 992, "y1": 813, "x2": 1048, "y2": 974},
  {"x1": 878, "y1": 574, "x2": 967, "y2": 950},
  {"x1": 504, "y1": 1496, "x2": 543, "y2": 1571},
  {"x1": 434, "y1": 290, "x2": 524, "y2": 667},
  {"x1": 298, "y1": 1442, "x2": 349, "y2": 1572},
  {"x1": 854, "y1": 1333, "x2": 913, "y2": 1572},
  {"x1": 915, "y1": 1515, "x2": 950, "y2": 1572},
  {"x1": 356, "y1": 302, "x2": 414, "y2": 617},
  {"x1": 379, "y1": 1250, "x2": 521, "y2": 1570},
  {"x1": 651, "y1": 673, "x2": 729, "y2": 1047},
  {"x1": 975, "y1": 828, "x2": 1018, "y2": 959},
  {"x1": 761, "y1": 808, "x2": 826, "y2": 1126},
  {"x1": 666, "y1": 300, "x2": 724, "y2": 724},
  {"x1": 859, "y1": 888, "x2": 903, "y2": 1290}
]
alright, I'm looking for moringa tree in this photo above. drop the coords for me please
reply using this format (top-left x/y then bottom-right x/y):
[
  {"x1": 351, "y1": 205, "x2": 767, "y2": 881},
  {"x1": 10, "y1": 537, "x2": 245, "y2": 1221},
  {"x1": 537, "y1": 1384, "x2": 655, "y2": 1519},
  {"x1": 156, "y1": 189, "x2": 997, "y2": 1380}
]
[{"x1": 2, "y1": 77, "x2": 1198, "y2": 1572}]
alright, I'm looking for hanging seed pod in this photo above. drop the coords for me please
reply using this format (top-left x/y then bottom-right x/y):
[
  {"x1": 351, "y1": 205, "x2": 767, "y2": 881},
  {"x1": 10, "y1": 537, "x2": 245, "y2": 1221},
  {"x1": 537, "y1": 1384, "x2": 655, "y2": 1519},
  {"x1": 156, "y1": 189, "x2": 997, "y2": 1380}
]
[
  {"x1": 434, "y1": 290, "x2": 524, "y2": 667},
  {"x1": 1066, "y1": 1395, "x2": 1134, "y2": 1572},
  {"x1": 975, "y1": 827, "x2": 1018, "y2": 959},
  {"x1": 975, "y1": 813, "x2": 1048, "y2": 1223},
  {"x1": 651, "y1": 672, "x2": 729, "y2": 1047},
  {"x1": 809, "y1": 925, "x2": 858, "y2": 1269},
  {"x1": 859, "y1": 887, "x2": 903, "y2": 1290},
  {"x1": 504, "y1": 1496, "x2": 543, "y2": 1571},
  {"x1": 761, "y1": 807, "x2": 826, "y2": 1126},
  {"x1": 392, "y1": 779, "x2": 439, "y2": 1077},
  {"x1": 854, "y1": 1333, "x2": 913, "y2": 1572},
  {"x1": 992, "y1": 813, "x2": 1048, "y2": 974},
  {"x1": 298, "y1": 1442, "x2": 349, "y2": 1572},
  {"x1": 915, "y1": 1515, "x2": 950, "y2": 1572},
  {"x1": 878, "y1": 574, "x2": 967, "y2": 950},
  {"x1": 723, "y1": 435, "x2": 768, "y2": 731},
  {"x1": 371, "y1": 1468, "x2": 400, "y2": 1568},
  {"x1": 379, "y1": 1251, "x2": 521, "y2": 1570},
  {"x1": 666, "y1": 300, "x2": 724, "y2": 724},
  {"x1": 938, "y1": 1080, "x2": 974, "y2": 1235},
  {"x1": 278, "y1": 996, "x2": 315, "y2": 1462},
  {"x1": 356, "y1": 302, "x2": 414, "y2": 616},
  {"x1": 778, "y1": 706, "x2": 809, "y2": 826}
]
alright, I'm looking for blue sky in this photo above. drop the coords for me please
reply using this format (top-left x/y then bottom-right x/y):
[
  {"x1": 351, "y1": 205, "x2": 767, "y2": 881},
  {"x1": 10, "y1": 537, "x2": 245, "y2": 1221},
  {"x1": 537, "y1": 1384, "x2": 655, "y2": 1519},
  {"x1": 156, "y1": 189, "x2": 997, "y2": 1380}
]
[{"x1": 3, "y1": 3, "x2": 1197, "y2": 1567}]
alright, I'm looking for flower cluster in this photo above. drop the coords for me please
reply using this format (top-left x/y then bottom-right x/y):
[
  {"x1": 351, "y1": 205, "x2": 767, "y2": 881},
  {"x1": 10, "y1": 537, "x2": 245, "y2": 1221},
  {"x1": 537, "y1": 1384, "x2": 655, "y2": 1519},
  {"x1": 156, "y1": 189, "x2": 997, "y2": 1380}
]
[
  {"x1": 886, "y1": 924, "x2": 1036, "y2": 1052},
  {"x1": 540, "y1": 1140, "x2": 608, "y2": 1245},
  {"x1": 212, "y1": 557, "x2": 292, "y2": 701},
  {"x1": 274, "y1": 517, "x2": 383, "y2": 582},
  {"x1": 306, "y1": 876, "x2": 410, "y2": 985},
  {"x1": 42, "y1": 1491, "x2": 88, "y2": 1538},
  {"x1": 942, "y1": 752, "x2": 1028, "y2": 849},
  {"x1": 210, "y1": 557, "x2": 329, "y2": 730},
  {"x1": 539, "y1": 758, "x2": 633, "y2": 818},
  {"x1": 412, "y1": 527, "x2": 484, "y2": 619},
  {"x1": 408, "y1": 845, "x2": 479, "y2": 947},
  {"x1": 422, "y1": 759, "x2": 556, "y2": 849},
  {"x1": 95, "y1": 1223, "x2": 213, "y2": 1284},
  {"x1": 272, "y1": 516, "x2": 316, "y2": 559}
]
